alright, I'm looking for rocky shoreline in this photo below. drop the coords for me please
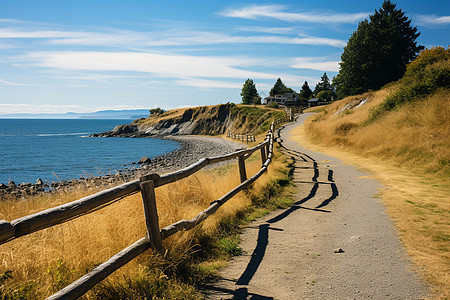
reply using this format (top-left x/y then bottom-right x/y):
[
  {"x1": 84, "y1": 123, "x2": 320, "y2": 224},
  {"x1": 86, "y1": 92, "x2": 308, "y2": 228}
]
[{"x1": 0, "y1": 136, "x2": 243, "y2": 199}]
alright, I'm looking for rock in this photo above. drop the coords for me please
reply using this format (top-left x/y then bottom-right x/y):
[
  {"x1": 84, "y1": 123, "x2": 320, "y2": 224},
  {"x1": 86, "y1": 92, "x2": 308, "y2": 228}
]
[
  {"x1": 138, "y1": 156, "x2": 151, "y2": 164},
  {"x1": 36, "y1": 178, "x2": 44, "y2": 185},
  {"x1": 0, "y1": 183, "x2": 6, "y2": 189},
  {"x1": 334, "y1": 248, "x2": 345, "y2": 253},
  {"x1": 8, "y1": 181, "x2": 16, "y2": 188}
]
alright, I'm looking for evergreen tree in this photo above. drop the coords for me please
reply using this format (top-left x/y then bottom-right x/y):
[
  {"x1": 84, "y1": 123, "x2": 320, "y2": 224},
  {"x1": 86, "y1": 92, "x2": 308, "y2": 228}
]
[
  {"x1": 240, "y1": 78, "x2": 260, "y2": 105},
  {"x1": 314, "y1": 73, "x2": 332, "y2": 95},
  {"x1": 299, "y1": 81, "x2": 312, "y2": 99},
  {"x1": 269, "y1": 78, "x2": 295, "y2": 96},
  {"x1": 336, "y1": 1, "x2": 423, "y2": 98}
]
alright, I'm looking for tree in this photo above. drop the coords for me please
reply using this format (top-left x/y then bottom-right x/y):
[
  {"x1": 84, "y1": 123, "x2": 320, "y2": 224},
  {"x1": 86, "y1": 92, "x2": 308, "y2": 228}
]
[
  {"x1": 316, "y1": 90, "x2": 334, "y2": 102},
  {"x1": 269, "y1": 78, "x2": 295, "y2": 96},
  {"x1": 336, "y1": 0, "x2": 424, "y2": 98},
  {"x1": 314, "y1": 73, "x2": 332, "y2": 95},
  {"x1": 240, "y1": 78, "x2": 260, "y2": 105},
  {"x1": 299, "y1": 81, "x2": 312, "y2": 99},
  {"x1": 149, "y1": 108, "x2": 164, "y2": 115},
  {"x1": 252, "y1": 95, "x2": 262, "y2": 105}
]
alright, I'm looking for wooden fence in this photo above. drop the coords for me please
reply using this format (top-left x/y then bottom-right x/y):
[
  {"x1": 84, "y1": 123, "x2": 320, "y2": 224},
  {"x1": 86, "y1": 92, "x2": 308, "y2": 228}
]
[
  {"x1": 0, "y1": 120, "x2": 286, "y2": 300},
  {"x1": 227, "y1": 132, "x2": 255, "y2": 143}
]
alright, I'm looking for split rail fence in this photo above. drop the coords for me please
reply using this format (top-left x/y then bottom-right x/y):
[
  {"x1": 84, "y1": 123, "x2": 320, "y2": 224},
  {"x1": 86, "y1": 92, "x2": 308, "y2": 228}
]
[
  {"x1": 0, "y1": 120, "x2": 285, "y2": 300},
  {"x1": 227, "y1": 132, "x2": 255, "y2": 143},
  {"x1": 227, "y1": 115, "x2": 290, "y2": 144}
]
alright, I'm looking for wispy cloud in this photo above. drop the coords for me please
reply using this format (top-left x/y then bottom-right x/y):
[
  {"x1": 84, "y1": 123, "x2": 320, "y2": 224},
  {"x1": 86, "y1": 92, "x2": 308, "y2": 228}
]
[
  {"x1": 237, "y1": 26, "x2": 296, "y2": 34},
  {"x1": 291, "y1": 57, "x2": 340, "y2": 72},
  {"x1": 1, "y1": 27, "x2": 345, "y2": 48},
  {"x1": 176, "y1": 78, "x2": 243, "y2": 89},
  {"x1": 220, "y1": 5, "x2": 368, "y2": 24},
  {"x1": 0, "y1": 78, "x2": 24, "y2": 86},
  {"x1": 416, "y1": 14, "x2": 450, "y2": 26},
  {"x1": 20, "y1": 51, "x2": 277, "y2": 80}
]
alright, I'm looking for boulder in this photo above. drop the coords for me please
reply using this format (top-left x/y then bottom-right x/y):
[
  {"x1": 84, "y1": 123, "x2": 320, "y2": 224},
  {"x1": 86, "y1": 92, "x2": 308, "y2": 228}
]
[
  {"x1": 138, "y1": 156, "x2": 151, "y2": 164},
  {"x1": 36, "y1": 178, "x2": 44, "y2": 185}
]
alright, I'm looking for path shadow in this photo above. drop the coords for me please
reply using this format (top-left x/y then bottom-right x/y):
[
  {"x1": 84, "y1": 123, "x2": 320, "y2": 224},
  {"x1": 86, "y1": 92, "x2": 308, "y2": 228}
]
[
  {"x1": 236, "y1": 224, "x2": 283, "y2": 286},
  {"x1": 202, "y1": 284, "x2": 274, "y2": 300},
  {"x1": 203, "y1": 126, "x2": 339, "y2": 298}
]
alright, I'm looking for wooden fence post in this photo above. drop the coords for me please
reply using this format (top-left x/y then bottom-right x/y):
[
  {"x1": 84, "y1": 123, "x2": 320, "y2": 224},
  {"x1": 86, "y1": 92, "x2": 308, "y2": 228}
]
[
  {"x1": 139, "y1": 174, "x2": 163, "y2": 251},
  {"x1": 260, "y1": 146, "x2": 266, "y2": 165},
  {"x1": 238, "y1": 155, "x2": 247, "y2": 183}
]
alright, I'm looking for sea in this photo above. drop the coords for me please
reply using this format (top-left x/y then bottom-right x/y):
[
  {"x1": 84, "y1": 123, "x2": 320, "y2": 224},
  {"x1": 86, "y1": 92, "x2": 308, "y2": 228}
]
[{"x1": 0, "y1": 119, "x2": 179, "y2": 185}]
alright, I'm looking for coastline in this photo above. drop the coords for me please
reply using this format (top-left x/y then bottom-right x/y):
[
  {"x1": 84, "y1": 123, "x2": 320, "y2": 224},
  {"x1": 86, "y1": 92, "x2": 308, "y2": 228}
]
[{"x1": 0, "y1": 135, "x2": 244, "y2": 198}]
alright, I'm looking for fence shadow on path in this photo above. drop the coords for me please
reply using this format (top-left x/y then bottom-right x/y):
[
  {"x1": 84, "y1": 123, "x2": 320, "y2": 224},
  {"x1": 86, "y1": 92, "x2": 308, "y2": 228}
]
[{"x1": 203, "y1": 137, "x2": 340, "y2": 298}]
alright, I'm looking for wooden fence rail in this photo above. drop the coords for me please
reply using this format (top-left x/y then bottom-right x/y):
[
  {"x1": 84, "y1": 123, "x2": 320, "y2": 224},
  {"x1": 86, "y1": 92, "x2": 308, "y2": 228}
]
[
  {"x1": 227, "y1": 131, "x2": 256, "y2": 143},
  {"x1": 1, "y1": 120, "x2": 285, "y2": 300}
]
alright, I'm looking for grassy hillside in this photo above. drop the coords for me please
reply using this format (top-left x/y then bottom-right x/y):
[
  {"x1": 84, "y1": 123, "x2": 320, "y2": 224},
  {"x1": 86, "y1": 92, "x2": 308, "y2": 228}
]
[
  {"x1": 133, "y1": 103, "x2": 285, "y2": 136},
  {"x1": 302, "y1": 47, "x2": 449, "y2": 298}
]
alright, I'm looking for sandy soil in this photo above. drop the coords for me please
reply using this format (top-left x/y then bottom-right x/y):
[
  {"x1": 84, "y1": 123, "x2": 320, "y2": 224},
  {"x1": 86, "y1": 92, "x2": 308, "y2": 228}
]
[{"x1": 202, "y1": 115, "x2": 429, "y2": 299}]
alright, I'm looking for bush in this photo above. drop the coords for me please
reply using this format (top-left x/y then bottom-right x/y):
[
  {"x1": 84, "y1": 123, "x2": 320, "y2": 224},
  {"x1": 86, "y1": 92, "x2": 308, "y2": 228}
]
[
  {"x1": 368, "y1": 47, "x2": 450, "y2": 122},
  {"x1": 149, "y1": 108, "x2": 164, "y2": 115},
  {"x1": 266, "y1": 102, "x2": 279, "y2": 109}
]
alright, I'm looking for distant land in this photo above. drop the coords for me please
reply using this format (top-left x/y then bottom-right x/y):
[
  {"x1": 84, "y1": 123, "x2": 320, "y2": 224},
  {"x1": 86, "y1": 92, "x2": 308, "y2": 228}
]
[{"x1": 0, "y1": 109, "x2": 150, "y2": 119}]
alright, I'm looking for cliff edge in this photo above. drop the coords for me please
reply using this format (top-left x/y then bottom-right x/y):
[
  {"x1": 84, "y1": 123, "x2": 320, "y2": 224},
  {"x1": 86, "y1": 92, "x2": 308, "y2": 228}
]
[{"x1": 91, "y1": 104, "x2": 284, "y2": 137}]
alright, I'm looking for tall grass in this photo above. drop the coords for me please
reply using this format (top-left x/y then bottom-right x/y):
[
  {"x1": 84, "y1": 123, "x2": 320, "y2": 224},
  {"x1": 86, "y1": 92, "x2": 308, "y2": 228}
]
[
  {"x1": 306, "y1": 89, "x2": 450, "y2": 177},
  {"x1": 0, "y1": 147, "x2": 290, "y2": 299},
  {"x1": 302, "y1": 87, "x2": 449, "y2": 298}
]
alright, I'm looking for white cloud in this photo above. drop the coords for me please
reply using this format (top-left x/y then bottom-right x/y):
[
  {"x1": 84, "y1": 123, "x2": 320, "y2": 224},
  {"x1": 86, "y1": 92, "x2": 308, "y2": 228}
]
[
  {"x1": 220, "y1": 5, "x2": 368, "y2": 24},
  {"x1": 291, "y1": 57, "x2": 340, "y2": 72},
  {"x1": 176, "y1": 78, "x2": 243, "y2": 89},
  {"x1": 416, "y1": 14, "x2": 450, "y2": 26},
  {"x1": 0, "y1": 27, "x2": 344, "y2": 48},
  {"x1": 21, "y1": 51, "x2": 279, "y2": 80},
  {"x1": 238, "y1": 26, "x2": 296, "y2": 34},
  {"x1": 0, "y1": 78, "x2": 24, "y2": 86}
]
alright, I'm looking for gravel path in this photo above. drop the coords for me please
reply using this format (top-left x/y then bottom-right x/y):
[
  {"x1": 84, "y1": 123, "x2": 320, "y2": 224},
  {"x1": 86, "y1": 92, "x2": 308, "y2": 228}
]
[{"x1": 202, "y1": 114, "x2": 429, "y2": 299}]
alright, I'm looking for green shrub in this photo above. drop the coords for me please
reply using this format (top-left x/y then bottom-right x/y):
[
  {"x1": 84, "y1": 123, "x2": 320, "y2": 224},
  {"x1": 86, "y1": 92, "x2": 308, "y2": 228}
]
[
  {"x1": 266, "y1": 102, "x2": 279, "y2": 109},
  {"x1": 368, "y1": 47, "x2": 450, "y2": 123}
]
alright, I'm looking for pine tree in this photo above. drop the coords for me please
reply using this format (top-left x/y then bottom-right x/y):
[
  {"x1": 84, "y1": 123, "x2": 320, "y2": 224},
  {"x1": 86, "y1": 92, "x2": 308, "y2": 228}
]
[
  {"x1": 336, "y1": 0, "x2": 424, "y2": 98},
  {"x1": 300, "y1": 81, "x2": 312, "y2": 99},
  {"x1": 269, "y1": 78, "x2": 295, "y2": 96},
  {"x1": 314, "y1": 73, "x2": 332, "y2": 95},
  {"x1": 240, "y1": 78, "x2": 260, "y2": 105}
]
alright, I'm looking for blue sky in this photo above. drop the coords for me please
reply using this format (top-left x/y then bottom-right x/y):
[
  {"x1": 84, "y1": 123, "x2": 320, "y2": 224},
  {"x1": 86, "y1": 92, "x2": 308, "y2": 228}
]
[{"x1": 0, "y1": 0, "x2": 449, "y2": 114}]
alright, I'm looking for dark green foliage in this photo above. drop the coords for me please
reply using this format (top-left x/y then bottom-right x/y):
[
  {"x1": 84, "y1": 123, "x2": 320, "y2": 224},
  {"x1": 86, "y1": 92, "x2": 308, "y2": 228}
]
[
  {"x1": 266, "y1": 102, "x2": 279, "y2": 109},
  {"x1": 252, "y1": 95, "x2": 262, "y2": 105},
  {"x1": 149, "y1": 108, "x2": 164, "y2": 115},
  {"x1": 241, "y1": 78, "x2": 260, "y2": 105},
  {"x1": 314, "y1": 73, "x2": 333, "y2": 95},
  {"x1": 300, "y1": 81, "x2": 312, "y2": 99},
  {"x1": 368, "y1": 47, "x2": 450, "y2": 122},
  {"x1": 316, "y1": 90, "x2": 335, "y2": 102},
  {"x1": 269, "y1": 78, "x2": 295, "y2": 96},
  {"x1": 336, "y1": 1, "x2": 423, "y2": 98}
]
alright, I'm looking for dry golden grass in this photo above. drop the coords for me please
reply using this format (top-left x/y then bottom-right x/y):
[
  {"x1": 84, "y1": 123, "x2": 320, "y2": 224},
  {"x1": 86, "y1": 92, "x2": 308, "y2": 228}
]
[
  {"x1": 292, "y1": 90, "x2": 450, "y2": 298},
  {"x1": 0, "y1": 150, "x2": 285, "y2": 298}
]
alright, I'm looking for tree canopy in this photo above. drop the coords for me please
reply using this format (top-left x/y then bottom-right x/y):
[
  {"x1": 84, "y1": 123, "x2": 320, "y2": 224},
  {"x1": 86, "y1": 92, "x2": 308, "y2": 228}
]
[
  {"x1": 314, "y1": 73, "x2": 333, "y2": 95},
  {"x1": 299, "y1": 81, "x2": 312, "y2": 99},
  {"x1": 240, "y1": 78, "x2": 260, "y2": 105},
  {"x1": 335, "y1": 0, "x2": 423, "y2": 98},
  {"x1": 269, "y1": 78, "x2": 295, "y2": 96}
]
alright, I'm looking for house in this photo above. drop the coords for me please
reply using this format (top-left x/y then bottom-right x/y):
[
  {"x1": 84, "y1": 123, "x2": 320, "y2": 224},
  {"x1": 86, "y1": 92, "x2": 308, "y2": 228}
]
[
  {"x1": 264, "y1": 93, "x2": 299, "y2": 106},
  {"x1": 307, "y1": 98, "x2": 327, "y2": 107}
]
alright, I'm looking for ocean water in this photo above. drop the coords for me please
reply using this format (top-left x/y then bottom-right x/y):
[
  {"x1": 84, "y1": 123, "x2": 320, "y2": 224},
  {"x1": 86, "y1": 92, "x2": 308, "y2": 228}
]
[{"x1": 0, "y1": 119, "x2": 179, "y2": 184}]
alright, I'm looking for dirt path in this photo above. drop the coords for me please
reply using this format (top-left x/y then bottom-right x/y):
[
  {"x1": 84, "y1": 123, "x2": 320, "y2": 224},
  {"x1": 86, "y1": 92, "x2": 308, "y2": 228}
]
[{"x1": 202, "y1": 114, "x2": 429, "y2": 299}]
